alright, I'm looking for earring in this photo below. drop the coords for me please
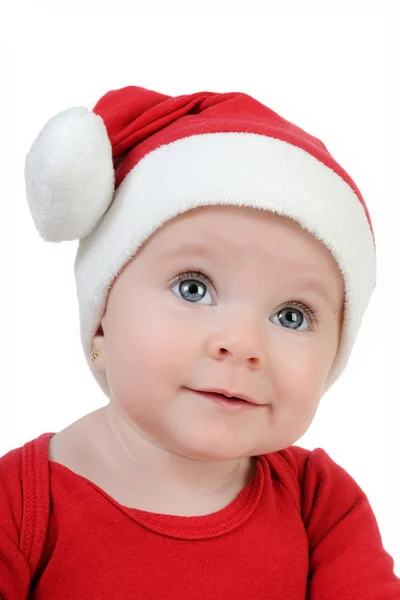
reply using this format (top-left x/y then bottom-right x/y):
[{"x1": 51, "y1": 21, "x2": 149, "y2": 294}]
[{"x1": 91, "y1": 349, "x2": 101, "y2": 361}]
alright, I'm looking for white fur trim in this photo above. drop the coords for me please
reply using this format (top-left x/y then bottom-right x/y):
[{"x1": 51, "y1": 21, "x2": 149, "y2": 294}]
[
  {"x1": 75, "y1": 132, "x2": 376, "y2": 396},
  {"x1": 25, "y1": 107, "x2": 115, "y2": 241}
]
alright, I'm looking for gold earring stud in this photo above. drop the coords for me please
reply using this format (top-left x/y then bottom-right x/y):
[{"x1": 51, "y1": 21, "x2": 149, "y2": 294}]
[{"x1": 91, "y1": 349, "x2": 101, "y2": 361}]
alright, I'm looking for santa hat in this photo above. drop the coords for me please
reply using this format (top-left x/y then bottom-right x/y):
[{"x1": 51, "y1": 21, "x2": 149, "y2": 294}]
[{"x1": 24, "y1": 85, "x2": 376, "y2": 396}]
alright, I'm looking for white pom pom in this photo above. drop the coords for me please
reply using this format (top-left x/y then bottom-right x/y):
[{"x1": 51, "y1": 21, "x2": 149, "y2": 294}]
[{"x1": 25, "y1": 107, "x2": 115, "y2": 241}]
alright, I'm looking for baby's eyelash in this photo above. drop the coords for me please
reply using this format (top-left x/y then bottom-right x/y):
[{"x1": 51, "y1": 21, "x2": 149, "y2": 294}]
[
  {"x1": 174, "y1": 270, "x2": 215, "y2": 289},
  {"x1": 171, "y1": 270, "x2": 320, "y2": 326},
  {"x1": 284, "y1": 301, "x2": 319, "y2": 326}
]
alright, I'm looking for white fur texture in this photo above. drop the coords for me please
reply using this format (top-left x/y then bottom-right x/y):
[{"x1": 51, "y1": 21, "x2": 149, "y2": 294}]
[
  {"x1": 74, "y1": 132, "x2": 376, "y2": 397},
  {"x1": 25, "y1": 107, "x2": 115, "y2": 241}
]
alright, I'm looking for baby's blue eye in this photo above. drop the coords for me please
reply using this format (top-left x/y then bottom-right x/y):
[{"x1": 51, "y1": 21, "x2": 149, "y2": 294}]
[
  {"x1": 271, "y1": 307, "x2": 310, "y2": 331},
  {"x1": 171, "y1": 274, "x2": 214, "y2": 305}
]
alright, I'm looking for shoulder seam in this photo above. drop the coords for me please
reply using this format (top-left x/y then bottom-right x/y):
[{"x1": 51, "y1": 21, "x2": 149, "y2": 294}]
[
  {"x1": 19, "y1": 434, "x2": 52, "y2": 579},
  {"x1": 267, "y1": 448, "x2": 305, "y2": 513}
]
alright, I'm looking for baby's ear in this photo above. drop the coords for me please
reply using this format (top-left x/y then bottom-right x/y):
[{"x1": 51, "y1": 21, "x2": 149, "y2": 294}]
[{"x1": 91, "y1": 323, "x2": 106, "y2": 374}]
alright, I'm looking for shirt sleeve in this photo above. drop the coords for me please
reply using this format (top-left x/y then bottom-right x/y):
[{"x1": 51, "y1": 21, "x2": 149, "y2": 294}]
[
  {"x1": 0, "y1": 447, "x2": 32, "y2": 599},
  {"x1": 302, "y1": 448, "x2": 400, "y2": 599}
]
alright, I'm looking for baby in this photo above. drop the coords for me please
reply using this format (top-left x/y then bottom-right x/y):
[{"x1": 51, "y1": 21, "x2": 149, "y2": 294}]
[{"x1": 1, "y1": 85, "x2": 399, "y2": 599}]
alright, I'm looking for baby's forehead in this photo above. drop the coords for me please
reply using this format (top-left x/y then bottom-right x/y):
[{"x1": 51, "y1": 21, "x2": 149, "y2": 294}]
[
  {"x1": 148, "y1": 205, "x2": 326, "y2": 264},
  {"x1": 140, "y1": 205, "x2": 344, "y2": 299}
]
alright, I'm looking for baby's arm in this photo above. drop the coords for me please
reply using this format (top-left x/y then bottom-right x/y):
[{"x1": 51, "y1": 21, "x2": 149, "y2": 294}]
[
  {"x1": 0, "y1": 447, "x2": 32, "y2": 599},
  {"x1": 303, "y1": 448, "x2": 399, "y2": 599},
  {"x1": 0, "y1": 530, "x2": 30, "y2": 599}
]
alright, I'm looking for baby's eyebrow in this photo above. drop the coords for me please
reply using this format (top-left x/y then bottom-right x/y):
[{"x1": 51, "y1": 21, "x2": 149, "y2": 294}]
[
  {"x1": 162, "y1": 241, "x2": 226, "y2": 261},
  {"x1": 292, "y1": 277, "x2": 340, "y2": 314}
]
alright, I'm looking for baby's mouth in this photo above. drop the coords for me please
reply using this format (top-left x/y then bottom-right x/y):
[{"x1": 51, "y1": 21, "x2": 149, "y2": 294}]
[{"x1": 188, "y1": 388, "x2": 262, "y2": 410}]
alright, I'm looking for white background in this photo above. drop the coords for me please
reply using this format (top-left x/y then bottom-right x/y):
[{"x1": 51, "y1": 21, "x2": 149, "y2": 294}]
[{"x1": 2, "y1": 0, "x2": 399, "y2": 577}]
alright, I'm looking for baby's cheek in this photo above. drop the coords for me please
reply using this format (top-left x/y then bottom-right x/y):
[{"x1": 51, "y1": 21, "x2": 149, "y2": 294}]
[{"x1": 272, "y1": 357, "x2": 324, "y2": 422}]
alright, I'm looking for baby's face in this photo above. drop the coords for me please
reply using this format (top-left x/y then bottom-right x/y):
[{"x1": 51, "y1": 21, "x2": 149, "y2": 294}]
[{"x1": 94, "y1": 205, "x2": 344, "y2": 460}]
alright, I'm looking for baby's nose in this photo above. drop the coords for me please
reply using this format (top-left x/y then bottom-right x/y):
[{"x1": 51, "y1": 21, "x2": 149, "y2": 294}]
[{"x1": 206, "y1": 309, "x2": 267, "y2": 368}]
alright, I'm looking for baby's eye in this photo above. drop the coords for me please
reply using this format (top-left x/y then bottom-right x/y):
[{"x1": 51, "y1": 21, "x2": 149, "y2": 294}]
[
  {"x1": 170, "y1": 272, "x2": 214, "y2": 305},
  {"x1": 270, "y1": 304, "x2": 317, "y2": 331}
]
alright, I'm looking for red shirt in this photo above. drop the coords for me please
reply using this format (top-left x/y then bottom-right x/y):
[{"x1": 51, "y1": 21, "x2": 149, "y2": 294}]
[{"x1": 0, "y1": 433, "x2": 399, "y2": 599}]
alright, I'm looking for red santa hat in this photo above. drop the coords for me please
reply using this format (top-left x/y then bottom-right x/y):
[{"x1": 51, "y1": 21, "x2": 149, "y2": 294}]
[{"x1": 24, "y1": 85, "x2": 376, "y2": 396}]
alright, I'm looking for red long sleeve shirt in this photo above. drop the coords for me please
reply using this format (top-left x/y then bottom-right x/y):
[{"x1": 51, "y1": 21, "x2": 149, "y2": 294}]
[{"x1": 0, "y1": 432, "x2": 399, "y2": 599}]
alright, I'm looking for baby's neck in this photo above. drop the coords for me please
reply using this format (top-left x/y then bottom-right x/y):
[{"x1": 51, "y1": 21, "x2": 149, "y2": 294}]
[{"x1": 50, "y1": 406, "x2": 257, "y2": 516}]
